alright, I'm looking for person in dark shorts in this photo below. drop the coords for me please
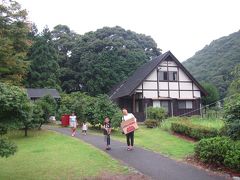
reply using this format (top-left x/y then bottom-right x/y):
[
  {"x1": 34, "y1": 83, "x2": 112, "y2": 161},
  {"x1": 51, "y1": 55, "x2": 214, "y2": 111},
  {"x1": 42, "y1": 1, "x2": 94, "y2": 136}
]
[
  {"x1": 122, "y1": 108, "x2": 137, "y2": 151},
  {"x1": 103, "y1": 117, "x2": 112, "y2": 150}
]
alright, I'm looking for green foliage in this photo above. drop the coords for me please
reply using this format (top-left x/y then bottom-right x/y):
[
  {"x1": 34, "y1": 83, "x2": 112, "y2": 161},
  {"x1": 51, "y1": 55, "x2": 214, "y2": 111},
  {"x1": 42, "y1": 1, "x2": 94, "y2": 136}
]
[
  {"x1": 171, "y1": 121, "x2": 219, "y2": 140},
  {"x1": 224, "y1": 93, "x2": 240, "y2": 140},
  {"x1": 69, "y1": 26, "x2": 161, "y2": 95},
  {"x1": 195, "y1": 136, "x2": 240, "y2": 171},
  {"x1": 0, "y1": 0, "x2": 30, "y2": 85},
  {"x1": 228, "y1": 64, "x2": 240, "y2": 96},
  {"x1": 144, "y1": 119, "x2": 159, "y2": 128},
  {"x1": 183, "y1": 30, "x2": 240, "y2": 98},
  {"x1": 195, "y1": 137, "x2": 232, "y2": 164},
  {"x1": 51, "y1": 25, "x2": 80, "y2": 92},
  {"x1": 26, "y1": 28, "x2": 60, "y2": 89},
  {"x1": 201, "y1": 83, "x2": 220, "y2": 106},
  {"x1": 147, "y1": 107, "x2": 167, "y2": 122},
  {"x1": 34, "y1": 95, "x2": 57, "y2": 129},
  {"x1": 224, "y1": 141, "x2": 240, "y2": 171},
  {"x1": 58, "y1": 93, "x2": 121, "y2": 127},
  {"x1": 0, "y1": 138, "x2": 17, "y2": 158}
]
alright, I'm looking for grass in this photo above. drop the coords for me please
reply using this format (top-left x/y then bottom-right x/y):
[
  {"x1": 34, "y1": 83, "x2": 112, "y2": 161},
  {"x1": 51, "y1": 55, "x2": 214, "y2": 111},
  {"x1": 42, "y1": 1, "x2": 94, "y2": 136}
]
[
  {"x1": 90, "y1": 125, "x2": 195, "y2": 159},
  {"x1": 0, "y1": 130, "x2": 128, "y2": 180},
  {"x1": 160, "y1": 116, "x2": 224, "y2": 131}
]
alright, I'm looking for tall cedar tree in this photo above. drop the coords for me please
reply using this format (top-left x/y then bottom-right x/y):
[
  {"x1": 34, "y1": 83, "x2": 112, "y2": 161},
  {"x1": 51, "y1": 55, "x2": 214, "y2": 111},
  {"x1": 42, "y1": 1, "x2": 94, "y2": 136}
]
[
  {"x1": 69, "y1": 26, "x2": 161, "y2": 95},
  {"x1": 0, "y1": 0, "x2": 30, "y2": 85},
  {"x1": 26, "y1": 28, "x2": 60, "y2": 89},
  {"x1": 51, "y1": 25, "x2": 80, "y2": 92}
]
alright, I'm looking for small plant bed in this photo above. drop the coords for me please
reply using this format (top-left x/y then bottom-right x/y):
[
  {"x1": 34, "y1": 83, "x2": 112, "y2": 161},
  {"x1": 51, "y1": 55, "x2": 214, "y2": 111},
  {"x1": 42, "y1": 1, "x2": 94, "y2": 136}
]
[
  {"x1": 171, "y1": 120, "x2": 220, "y2": 140},
  {"x1": 0, "y1": 130, "x2": 129, "y2": 180},
  {"x1": 195, "y1": 136, "x2": 240, "y2": 174}
]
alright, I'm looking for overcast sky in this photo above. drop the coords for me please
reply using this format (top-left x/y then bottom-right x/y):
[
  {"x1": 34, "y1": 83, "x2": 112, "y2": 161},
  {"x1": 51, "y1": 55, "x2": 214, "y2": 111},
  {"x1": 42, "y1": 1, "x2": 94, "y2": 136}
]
[{"x1": 18, "y1": 0, "x2": 240, "y2": 61}]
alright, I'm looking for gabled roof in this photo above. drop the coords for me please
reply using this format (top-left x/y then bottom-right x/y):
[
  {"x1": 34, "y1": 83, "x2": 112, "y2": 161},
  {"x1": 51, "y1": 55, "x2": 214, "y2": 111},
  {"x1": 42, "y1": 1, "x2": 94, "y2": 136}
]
[
  {"x1": 26, "y1": 88, "x2": 60, "y2": 99},
  {"x1": 109, "y1": 51, "x2": 207, "y2": 99}
]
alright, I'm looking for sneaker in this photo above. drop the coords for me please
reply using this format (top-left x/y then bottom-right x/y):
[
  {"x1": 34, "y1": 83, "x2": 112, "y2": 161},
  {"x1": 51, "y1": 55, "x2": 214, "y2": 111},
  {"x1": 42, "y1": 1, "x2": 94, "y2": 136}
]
[{"x1": 127, "y1": 148, "x2": 131, "y2": 151}]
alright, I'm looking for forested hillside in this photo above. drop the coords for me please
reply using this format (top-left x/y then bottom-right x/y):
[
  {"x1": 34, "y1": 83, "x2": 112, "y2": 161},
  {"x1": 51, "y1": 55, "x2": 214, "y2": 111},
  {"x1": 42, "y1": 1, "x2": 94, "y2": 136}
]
[{"x1": 183, "y1": 30, "x2": 240, "y2": 98}]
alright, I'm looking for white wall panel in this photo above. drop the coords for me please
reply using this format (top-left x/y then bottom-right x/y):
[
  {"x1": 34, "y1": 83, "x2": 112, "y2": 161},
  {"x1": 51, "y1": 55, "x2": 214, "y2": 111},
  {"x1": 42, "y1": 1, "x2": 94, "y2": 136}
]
[
  {"x1": 159, "y1": 91, "x2": 168, "y2": 97},
  {"x1": 179, "y1": 69, "x2": 191, "y2": 81},
  {"x1": 180, "y1": 82, "x2": 192, "y2": 90},
  {"x1": 193, "y1": 91, "x2": 201, "y2": 98},
  {"x1": 168, "y1": 61, "x2": 177, "y2": 66},
  {"x1": 159, "y1": 82, "x2": 168, "y2": 89},
  {"x1": 180, "y1": 91, "x2": 193, "y2": 98},
  {"x1": 193, "y1": 84, "x2": 200, "y2": 90},
  {"x1": 170, "y1": 91, "x2": 179, "y2": 98},
  {"x1": 143, "y1": 81, "x2": 157, "y2": 89},
  {"x1": 145, "y1": 70, "x2": 157, "y2": 80},
  {"x1": 143, "y1": 91, "x2": 158, "y2": 98},
  {"x1": 168, "y1": 67, "x2": 178, "y2": 71},
  {"x1": 169, "y1": 82, "x2": 178, "y2": 90}
]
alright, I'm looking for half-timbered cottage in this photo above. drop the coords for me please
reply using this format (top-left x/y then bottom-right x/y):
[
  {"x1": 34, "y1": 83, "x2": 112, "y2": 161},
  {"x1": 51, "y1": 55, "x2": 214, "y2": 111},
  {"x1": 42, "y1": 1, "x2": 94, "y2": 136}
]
[{"x1": 109, "y1": 51, "x2": 207, "y2": 122}]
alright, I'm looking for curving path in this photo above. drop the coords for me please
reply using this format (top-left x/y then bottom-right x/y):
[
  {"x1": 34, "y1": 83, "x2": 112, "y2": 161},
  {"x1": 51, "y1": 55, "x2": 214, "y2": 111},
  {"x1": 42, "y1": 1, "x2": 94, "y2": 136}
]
[{"x1": 48, "y1": 126, "x2": 228, "y2": 180}]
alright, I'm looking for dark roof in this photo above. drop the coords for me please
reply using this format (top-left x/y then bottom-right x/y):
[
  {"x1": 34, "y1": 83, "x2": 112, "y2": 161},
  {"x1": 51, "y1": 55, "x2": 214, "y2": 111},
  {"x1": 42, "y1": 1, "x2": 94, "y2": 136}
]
[
  {"x1": 109, "y1": 51, "x2": 207, "y2": 99},
  {"x1": 26, "y1": 88, "x2": 60, "y2": 99}
]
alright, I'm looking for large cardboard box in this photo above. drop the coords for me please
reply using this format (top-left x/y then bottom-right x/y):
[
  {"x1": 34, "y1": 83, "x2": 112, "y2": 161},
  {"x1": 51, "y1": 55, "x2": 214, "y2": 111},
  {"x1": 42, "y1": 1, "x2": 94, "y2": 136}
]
[{"x1": 121, "y1": 118, "x2": 138, "y2": 134}]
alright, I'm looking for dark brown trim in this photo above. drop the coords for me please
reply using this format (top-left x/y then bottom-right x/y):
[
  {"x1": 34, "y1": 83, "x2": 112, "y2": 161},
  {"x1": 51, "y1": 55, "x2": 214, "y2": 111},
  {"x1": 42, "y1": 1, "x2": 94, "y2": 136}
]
[
  {"x1": 167, "y1": 60, "x2": 170, "y2": 97},
  {"x1": 133, "y1": 93, "x2": 136, "y2": 113},
  {"x1": 177, "y1": 67, "x2": 180, "y2": 98},
  {"x1": 192, "y1": 82, "x2": 194, "y2": 98},
  {"x1": 159, "y1": 65, "x2": 178, "y2": 68},
  {"x1": 157, "y1": 69, "x2": 160, "y2": 97},
  {"x1": 136, "y1": 89, "x2": 201, "y2": 92},
  {"x1": 141, "y1": 83, "x2": 143, "y2": 96}
]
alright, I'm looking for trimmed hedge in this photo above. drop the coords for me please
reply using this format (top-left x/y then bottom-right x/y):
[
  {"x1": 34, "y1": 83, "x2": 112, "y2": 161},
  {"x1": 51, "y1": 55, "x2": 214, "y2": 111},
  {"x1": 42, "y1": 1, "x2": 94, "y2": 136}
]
[
  {"x1": 144, "y1": 119, "x2": 159, "y2": 128},
  {"x1": 171, "y1": 121, "x2": 219, "y2": 140},
  {"x1": 195, "y1": 137, "x2": 240, "y2": 172}
]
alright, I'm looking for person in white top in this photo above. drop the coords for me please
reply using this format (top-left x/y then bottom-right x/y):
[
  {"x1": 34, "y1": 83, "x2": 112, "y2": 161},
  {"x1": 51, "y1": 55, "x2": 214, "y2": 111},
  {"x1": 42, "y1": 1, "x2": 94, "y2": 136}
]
[
  {"x1": 82, "y1": 122, "x2": 88, "y2": 135},
  {"x1": 69, "y1": 112, "x2": 77, "y2": 136},
  {"x1": 122, "y1": 108, "x2": 137, "y2": 151}
]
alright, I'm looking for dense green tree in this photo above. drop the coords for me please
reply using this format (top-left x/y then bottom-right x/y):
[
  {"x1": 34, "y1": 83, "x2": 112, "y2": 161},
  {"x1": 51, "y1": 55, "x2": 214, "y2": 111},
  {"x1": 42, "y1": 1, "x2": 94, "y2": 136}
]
[
  {"x1": 34, "y1": 95, "x2": 57, "y2": 129},
  {"x1": 227, "y1": 64, "x2": 240, "y2": 96},
  {"x1": 183, "y1": 30, "x2": 240, "y2": 98},
  {"x1": 201, "y1": 83, "x2": 220, "y2": 106},
  {"x1": 51, "y1": 25, "x2": 80, "y2": 92},
  {"x1": 0, "y1": 82, "x2": 32, "y2": 156},
  {"x1": 0, "y1": 0, "x2": 30, "y2": 85},
  {"x1": 224, "y1": 93, "x2": 240, "y2": 140},
  {"x1": 70, "y1": 26, "x2": 161, "y2": 95},
  {"x1": 26, "y1": 28, "x2": 60, "y2": 89}
]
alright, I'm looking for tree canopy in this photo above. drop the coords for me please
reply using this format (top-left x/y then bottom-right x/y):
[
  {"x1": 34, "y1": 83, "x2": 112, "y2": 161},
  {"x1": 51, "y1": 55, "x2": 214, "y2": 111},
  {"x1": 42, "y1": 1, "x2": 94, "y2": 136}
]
[
  {"x1": 0, "y1": 0, "x2": 30, "y2": 85},
  {"x1": 68, "y1": 26, "x2": 161, "y2": 95},
  {"x1": 201, "y1": 83, "x2": 220, "y2": 106},
  {"x1": 25, "y1": 28, "x2": 60, "y2": 90}
]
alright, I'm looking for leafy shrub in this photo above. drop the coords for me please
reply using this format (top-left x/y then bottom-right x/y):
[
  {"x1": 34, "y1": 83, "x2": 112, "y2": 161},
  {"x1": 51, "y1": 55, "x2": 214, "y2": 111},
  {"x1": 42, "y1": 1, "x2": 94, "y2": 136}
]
[
  {"x1": 147, "y1": 107, "x2": 167, "y2": 122},
  {"x1": 224, "y1": 141, "x2": 240, "y2": 171},
  {"x1": 195, "y1": 137, "x2": 232, "y2": 164},
  {"x1": 171, "y1": 121, "x2": 219, "y2": 140},
  {"x1": 224, "y1": 94, "x2": 240, "y2": 140},
  {"x1": 144, "y1": 119, "x2": 159, "y2": 128},
  {"x1": 58, "y1": 93, "x2": 121, "y2": 128},
  {"x1": 0, "y1": 138, "x2": 17, "y2": 158}
]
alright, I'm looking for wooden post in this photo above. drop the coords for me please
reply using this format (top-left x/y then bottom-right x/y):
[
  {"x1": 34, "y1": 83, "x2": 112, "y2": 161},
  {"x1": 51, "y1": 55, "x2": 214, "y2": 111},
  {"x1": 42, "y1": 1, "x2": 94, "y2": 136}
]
[{"x1": 132, "y1": 93, "x2": 136, "y2": 113}]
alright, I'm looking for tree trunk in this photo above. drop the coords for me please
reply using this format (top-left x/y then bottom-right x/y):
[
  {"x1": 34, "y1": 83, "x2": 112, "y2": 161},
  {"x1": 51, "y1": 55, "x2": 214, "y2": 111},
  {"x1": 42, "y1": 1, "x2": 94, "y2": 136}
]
[
  {"x1": 38, "y1": 122, "x2": 43, "y2": 130},
  {"x1": 24, "y1": 127, "x2": 28, "y2": 137}
]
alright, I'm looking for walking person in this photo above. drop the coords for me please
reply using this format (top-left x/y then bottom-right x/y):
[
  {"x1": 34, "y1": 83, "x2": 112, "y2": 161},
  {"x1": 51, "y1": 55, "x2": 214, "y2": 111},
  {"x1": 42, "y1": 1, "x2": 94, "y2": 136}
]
[
  {"x1": 82, "y1": 122, "x2": 88, "y2": 135},
  {"x1": 103, "y1": 117, "x2": 112, "y2": 150},
  {"x1": 122, "y1": 108, "x2": 137, "y2": 151},
  {"x1": 69, "y1": 112, "x2": 77, "y2": 137}
]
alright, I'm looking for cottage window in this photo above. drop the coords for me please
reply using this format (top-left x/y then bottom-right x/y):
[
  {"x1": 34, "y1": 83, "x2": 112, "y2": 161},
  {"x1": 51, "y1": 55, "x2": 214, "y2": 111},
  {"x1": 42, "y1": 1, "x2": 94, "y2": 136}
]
[
  {"x1": 169, "y1": 71, "x2": 178, "y2": 81},
  {"x1": 153, "y1": 100, "x2": 169, "y2": 112},
  {"x1": 178, "y1": 100, "x2": 193, "y2": 109},
  {"x1": 159, "y1": 71, "x2": 168, "y2": 81}
]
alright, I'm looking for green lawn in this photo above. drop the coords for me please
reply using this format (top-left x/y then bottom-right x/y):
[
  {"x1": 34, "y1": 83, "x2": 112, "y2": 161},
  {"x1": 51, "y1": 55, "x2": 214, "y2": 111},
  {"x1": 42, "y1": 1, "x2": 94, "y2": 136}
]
[
  {"x1": 90, "y1": 126, "x2": 195, "y2": 159},
  {"x1": 0, "y1": 130, "x2": 128, "y2": 180},
  {"x1": 161, "y1": 116, "x2": 224, "y2": 131}
]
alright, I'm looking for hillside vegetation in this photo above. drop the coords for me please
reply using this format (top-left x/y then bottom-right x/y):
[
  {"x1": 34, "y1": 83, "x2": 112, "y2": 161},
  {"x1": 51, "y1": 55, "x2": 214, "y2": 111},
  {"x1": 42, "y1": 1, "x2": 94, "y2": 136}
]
[{"x1": 183, "y1": 30, "x2": 240, "y2": 97}]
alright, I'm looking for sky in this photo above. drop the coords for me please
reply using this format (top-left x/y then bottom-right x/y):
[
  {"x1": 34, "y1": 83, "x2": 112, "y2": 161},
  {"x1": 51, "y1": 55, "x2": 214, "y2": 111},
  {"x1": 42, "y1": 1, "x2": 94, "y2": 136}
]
[{"x1": 17, "y1": 0, "x2": 240, "y2": 61}]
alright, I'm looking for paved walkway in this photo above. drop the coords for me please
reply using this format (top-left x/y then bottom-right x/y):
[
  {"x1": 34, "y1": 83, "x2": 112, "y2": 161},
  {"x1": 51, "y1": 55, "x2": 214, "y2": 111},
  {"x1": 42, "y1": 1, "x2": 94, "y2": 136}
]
[{"x1": 48, "y1": 127, "x2": 228, "y2": 180}]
